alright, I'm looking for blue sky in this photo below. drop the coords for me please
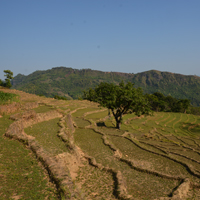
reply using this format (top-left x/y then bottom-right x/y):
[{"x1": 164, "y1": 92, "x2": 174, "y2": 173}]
[{"x1": 0, "y1": 0, "x2": 200, "y2": 80}]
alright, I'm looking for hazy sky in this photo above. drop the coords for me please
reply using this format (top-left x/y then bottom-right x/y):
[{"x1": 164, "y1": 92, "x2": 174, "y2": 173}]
[{"x1": 0, "y1": 0, "x2": 200, "y2": 80}]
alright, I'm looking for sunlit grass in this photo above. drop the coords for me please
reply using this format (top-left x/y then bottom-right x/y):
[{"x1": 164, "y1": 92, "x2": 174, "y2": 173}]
[
  {"x1": 85, "y1": 109, "x2": 108, "y2": 120},
  {"x1": 24, "y1": 118, "x2": 68, "y2": 155},
  {"x1": 33, "y1": 105, "x2": 55, "y2": 113},
  {"x1": 2, "y1": 88, "x2": 200, "y2": 199},
  {"x1": 72, "y1": 107, "x2": 99, "y2": 117},
  {"x1": 73, "y1": 117, "x2": 91, "y2": 128},
  {"x1": 0, "y1": 115, "x2": 58, "y2": 199}
]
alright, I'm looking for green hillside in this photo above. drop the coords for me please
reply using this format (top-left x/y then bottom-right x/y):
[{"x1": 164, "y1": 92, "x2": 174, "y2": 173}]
[
  {"x1": 12, "y1": 67, "x2": 200, "y2": 106},
  {"x1": 132, "y1": 70, "x2": 200, "y2": 106}
]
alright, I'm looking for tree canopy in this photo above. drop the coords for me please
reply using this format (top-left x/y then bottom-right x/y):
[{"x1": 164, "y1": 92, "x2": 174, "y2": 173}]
[
  {"x1": 83, "y1": 81, "x2": 151, "y2": 129},
  {"x1": 145, "y1": 92, "x2": 190, "y2": 113},
  {"x1": 0, "y1": 70, "x2": 13, "y2": 88}
]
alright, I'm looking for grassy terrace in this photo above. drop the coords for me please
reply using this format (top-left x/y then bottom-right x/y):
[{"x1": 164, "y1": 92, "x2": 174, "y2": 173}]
[
  {"x1": 74, "y1": 108, "x2": 200, "y2": 199},
  {"x1": 32, "y1": 105, "x2": 55, "y2": 113},
  {"x1": 24, "y1": 118, "x2": 69, "y2": 155},
  {"x1": 0, "y1": 115, "x2": 58, "y2": 199},
  {"x1": 1, "y1": 88, "x2": 200, "y2": 199}
]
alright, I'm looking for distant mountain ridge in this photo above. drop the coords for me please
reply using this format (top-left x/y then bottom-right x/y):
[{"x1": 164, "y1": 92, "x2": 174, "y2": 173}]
[{"x1": 12, "y1": 67, "x2": 200, "y2": 106}]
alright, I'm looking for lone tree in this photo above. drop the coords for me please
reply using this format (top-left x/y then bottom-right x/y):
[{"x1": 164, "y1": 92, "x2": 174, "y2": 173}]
[
  {"x1": 1, "y1": 70, "x2": 14, "y2": 88},
  {"x1": 83, "y1": 81, "x2": 151, "y2": 129}
]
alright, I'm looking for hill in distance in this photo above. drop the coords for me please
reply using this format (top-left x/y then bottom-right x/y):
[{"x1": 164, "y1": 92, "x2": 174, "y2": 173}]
[{"x1": 12, "y1": 66, "x2": 200, "y2": 106}]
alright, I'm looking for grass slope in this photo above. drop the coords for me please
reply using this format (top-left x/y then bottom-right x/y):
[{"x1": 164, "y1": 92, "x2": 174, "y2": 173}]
[
  {"x1": 1, "y1": 88, "x2": 200, "y2": 199},
  {"x1": 0, "y1": 115, "x2": 58, "y2": 199}
]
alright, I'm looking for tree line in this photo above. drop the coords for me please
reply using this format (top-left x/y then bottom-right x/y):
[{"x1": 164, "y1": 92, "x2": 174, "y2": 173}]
[{"x1": 145, "y1": 92, "x2": 190, "y2": 113}]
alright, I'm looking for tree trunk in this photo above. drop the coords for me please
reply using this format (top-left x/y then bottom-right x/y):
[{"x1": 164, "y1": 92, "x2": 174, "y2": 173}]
[
  {"x1": 116, "y1": 120, "x2": 121, "y2": 129},
  {"x1": 115, "y1": 115, "x2": 122, "y2": 129},
  {"x1": 112, "y1": 109, "x2": 122, "y2": 129}
]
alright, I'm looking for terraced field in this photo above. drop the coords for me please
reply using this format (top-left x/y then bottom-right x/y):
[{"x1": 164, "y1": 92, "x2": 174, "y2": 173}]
[{"x1": 1, "y1": 88, "x2": 200, "y2": 199}]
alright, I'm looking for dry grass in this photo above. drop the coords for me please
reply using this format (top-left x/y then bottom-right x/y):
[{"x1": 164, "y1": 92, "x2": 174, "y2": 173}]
[
  {"x1": 24, "y1": 118, "x2": 69, "y2": 155},
  {"x1": 1, "y1": 88, "x2": 200, "y2": 199}
]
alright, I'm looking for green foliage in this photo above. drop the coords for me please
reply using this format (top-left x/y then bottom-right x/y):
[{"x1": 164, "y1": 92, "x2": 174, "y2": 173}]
[
  {"x1": 78, "y1": 96, "x2": 83, "y2": 100},
  {"x1": 4, "y1": 70, "x2": 13, "y2": 79},
  {"x1": 84, "y1": 81, "x2": 151, "y2": 129},
  {"x1": 0, "y1": 79, "x2": 3, "y2": 86},
  {"x1": 4, "y1": 70, "x2": 13, "y2": 88},
  {"x1": 11, "y1": 67, "x2": 200, "y2": 106},
  {"x1": 0, "y1": 91, "x2": 19, "y2": 105},
  {"x1": 37, "y1": 94, "x2": 45, "y2": 97},
  {"x1": 0, "y1": 70, "x2": 14, "y2": 88},
  {"x1": 146, "y1": 92, "x2": 190, "y2": 113},
  {"x1": 54, "y1": 95, "x2": 68, "y2": 100},
  {"x1": 187, "y1": 106, "x2": 200, "y2": 115},
  {"x1": 132, "y1": 70, "x2": 200, "y2": 107}
]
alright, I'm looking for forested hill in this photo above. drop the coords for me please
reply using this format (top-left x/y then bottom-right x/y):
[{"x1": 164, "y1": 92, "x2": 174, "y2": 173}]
[{"x1": 12, "y1": 67, "x2": 200, "y2": 106}]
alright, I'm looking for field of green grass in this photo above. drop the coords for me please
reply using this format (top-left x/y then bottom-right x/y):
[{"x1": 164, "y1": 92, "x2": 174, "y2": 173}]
[{"x1": 1, "y1": 88, "x2": 200, "y2": 199}]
